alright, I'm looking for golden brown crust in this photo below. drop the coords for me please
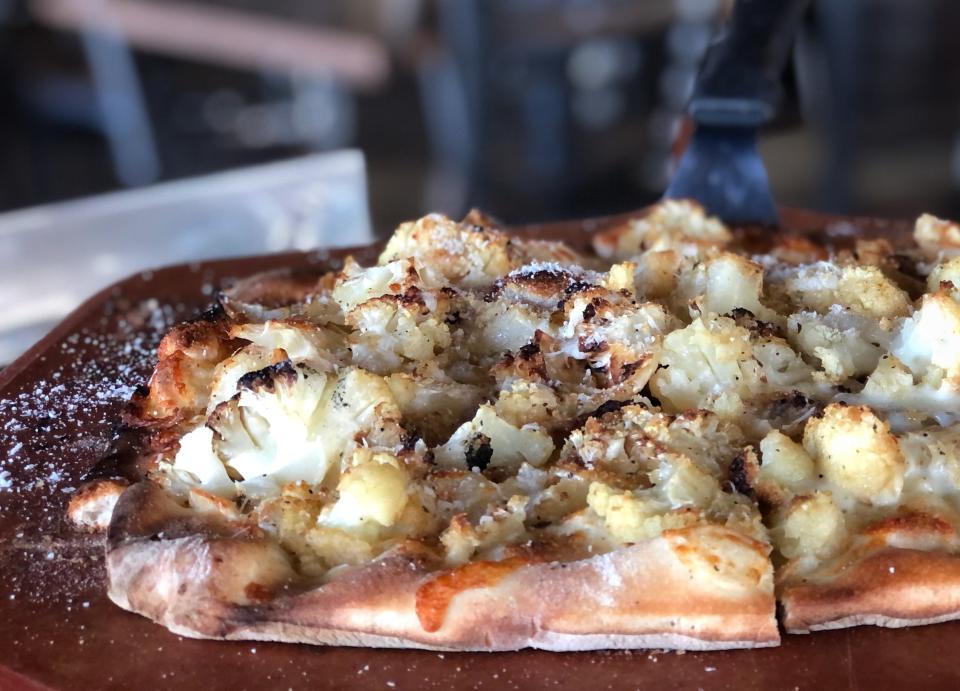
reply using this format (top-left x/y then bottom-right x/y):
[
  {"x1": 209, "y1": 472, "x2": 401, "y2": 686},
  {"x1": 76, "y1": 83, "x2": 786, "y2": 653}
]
[
  {"x1": 106, "y1": 483, "x2": 778, "y2": 650},
  {"x1": 67, "y1": 478, "x2": 130, "y2": 531},
  {"x1": 782, "y1": 548, "x2": 960, "y2": 633}
]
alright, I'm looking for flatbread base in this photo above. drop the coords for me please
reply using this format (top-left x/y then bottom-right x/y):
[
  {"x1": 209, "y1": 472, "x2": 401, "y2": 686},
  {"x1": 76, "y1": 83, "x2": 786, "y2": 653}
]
[
  {"x1": 107, "y1": 482, "x2": 779, "y2": 651},
  {"x1": 782, "y1": 548, "x2": 960, "y2": 633}
]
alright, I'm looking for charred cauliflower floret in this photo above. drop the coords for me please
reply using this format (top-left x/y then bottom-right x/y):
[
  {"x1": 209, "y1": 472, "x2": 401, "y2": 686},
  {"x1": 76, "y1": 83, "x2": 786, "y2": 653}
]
[
  {"x1": 206, "y1": 344, "x2": 280, "y2": 414},
  {"x1": 781, "y1": 262, "x2": 911, "y2": 320},
  {"x1": 332, "y1": 256, "x2": 445, "y2": 313},
  {"x1": 787, "y1": 306, "x2": 892, "y2": 382},
  {"x1": 136, "y1": 311, "x2": 234, "y2": 421},
  {"x1": 803, "y1": 403, "x2": 905, "y2": 504},
  {"x1": 771, "y1": 491, "x2": 847, "y2": 561},
  {"x1": 650, "y1": 315, "x2": 809, "y2": 420},
  {"x1": 891, "y1": 289, "x2": 960, "y2": 387},
  {"x1": 557, "y1": 292, "x2": 676, "y2": 383},
  {"x1": 206, "y1": 320, "x2": 348, "y2": 413},
  {"x1": 592, "y1": 199, "x2": 731, "y2": 261},
  {"x1": 379, "y1": 214, "x2": 517, "y2": 287},
  {"x1": 914, "y1": 213, "x2": 960, "y2": 257},
  {"x1": 561, "y1": 406, "x2": 745, "y2": 495},
  {"x1": 345, "y1": 288, "x2": 454, "y2": 374},
  {"x1": 465, "y1": 294, "x2": 550, "y2": 359},
  {"x1": 205, "y1": 363, "x2": 406, "y2": 492},
  {"x1": 434, "y1": 404, "x2": 555, "y2": 471}
]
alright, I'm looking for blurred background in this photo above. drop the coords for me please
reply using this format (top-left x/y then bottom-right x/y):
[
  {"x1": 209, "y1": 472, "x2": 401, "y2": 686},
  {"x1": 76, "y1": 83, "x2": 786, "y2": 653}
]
[{"x1": 2, "y1": 0, "x2": 960, "y2": 361}]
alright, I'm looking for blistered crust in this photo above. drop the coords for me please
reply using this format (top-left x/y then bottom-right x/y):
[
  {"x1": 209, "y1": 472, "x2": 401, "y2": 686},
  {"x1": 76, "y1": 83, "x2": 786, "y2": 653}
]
[{"x1": 67, "y1": 478, "x2": 130, "y2": 532}]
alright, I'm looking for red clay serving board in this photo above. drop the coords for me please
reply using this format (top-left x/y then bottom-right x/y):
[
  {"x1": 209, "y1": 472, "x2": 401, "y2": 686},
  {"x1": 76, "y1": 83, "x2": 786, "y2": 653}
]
[{"x1": 0, "y1": 209, "x2": 957, "y2": 690}]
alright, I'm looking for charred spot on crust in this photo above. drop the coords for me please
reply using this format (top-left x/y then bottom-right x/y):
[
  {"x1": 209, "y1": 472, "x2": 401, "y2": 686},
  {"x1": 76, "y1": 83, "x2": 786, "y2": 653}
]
[
  {"x1": 465, "y1": 434, "x2": 494, "y2": 472},
  {"x1": 238, "y1": 360, "x2": 297, "y2": 393},
  {"x1": 582, "y1": 302, "x2": 597, "y2": 322}
]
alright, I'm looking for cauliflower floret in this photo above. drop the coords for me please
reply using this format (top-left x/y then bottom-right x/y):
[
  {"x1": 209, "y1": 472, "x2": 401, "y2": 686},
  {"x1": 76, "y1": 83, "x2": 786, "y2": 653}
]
[
  {"x1": 602, "y1": 262, "x2": 637, "y2": 294},
  {"x1": 891, "y1": 290, "x2": 960, "y2": 386},
  {"x1": 206, "y1": 344, "x2": 278, "y2": 414},
  {"x1": 171, "y1": 426, "x2": 237, "y2": 498},
  {"x1": 783, "y1": 262, "x2": 911, "y2": 320},
  {"x1": 803, "y1": 403, "x2": 905, "y2": 505},
  {"x1": 914, "y1": 213, "x2": 960, "y2": 257},
  {"x1": 320, "y1": 451, "x2": 410, "y2": 535},
  {"x1": 231, "y1": 320, "x2": 347, "y2": 372},
  {"x1": 650, "y1": 316, "x2": 807, "y2": 420},
  {"x1": 207, "y1": 364, "x2": 405, "y2": 490},
  {"x1": 562, "y1": 406, "x2": 744, "y2": 489},
  {"x1": 757, "y1": 430, "x2": 815, "y2": 498},
  {"x1": 787, "y1": 306, "x2": 892, "y2": 382},
  {"x1": 379, "y1": 214, "x2": 517, "y2": 287},
  {"x1": 928, "y1": 256, "x2": 960, "y2": 295},
  {"x1": 899, "y1": 424, "x2": 960, "y2": 492},
  {"x1": 346, "y1": 289, "x2": 453, "y2": 374},
  {"x1": 332, "y1": 256, "x2": 444, "y2": 313},
  {"x1": 651, "y1": 316, "x2": 753, "y2": 418},
  {"x1": 586, "y1": 482, "x2": 698, "y2": 543},
  {"x1": 467, "y1": 297, "x2": 550, "y2": 358},
  {"x1": 440, "y1": 496, "x2": 528, "y2": 565},
  {"x1": 592, "y1": 200, "x2": 731, "y2": 261},
  {"x1": 558, "y1": 295, "x2": 676, "y2": 382},
  {"x1": 434, "y1": 404, "x2": 554, "y2": 471},
  {"x1": 493, "y1": 379, "x2": 562, "y2": 430},
  {"x1": 676, "y1": 252, "x2": 779, "y2": 322},
  {"x1": 772, "y1": 491, "x2": 847, "y2": 561},
  {"x1": 632, "y1": 250, "x2": 685, "y2": 299},
  {"x1": 649, "y1": 456, "x2": 721, "y2": 508},
  {"x1": 851, "y1": 354, "x2": 960, "y2": 426}
]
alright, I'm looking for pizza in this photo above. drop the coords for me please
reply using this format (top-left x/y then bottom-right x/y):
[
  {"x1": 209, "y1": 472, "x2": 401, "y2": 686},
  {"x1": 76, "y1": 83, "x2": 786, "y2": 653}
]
[{"x1": 68, "y1": 201, "x2": 960, "y2": 650}]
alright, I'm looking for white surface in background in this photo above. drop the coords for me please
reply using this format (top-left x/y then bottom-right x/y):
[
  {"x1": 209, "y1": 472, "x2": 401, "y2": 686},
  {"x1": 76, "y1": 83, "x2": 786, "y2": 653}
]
[{"x1": 0, "y1": 149, "x2": 372, "y2": 364}]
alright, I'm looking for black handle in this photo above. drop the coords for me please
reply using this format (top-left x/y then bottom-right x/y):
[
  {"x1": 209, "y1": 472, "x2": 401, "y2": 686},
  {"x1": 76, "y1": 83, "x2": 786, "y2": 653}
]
[{"x1": 690, "y1": 0, "x2": 811, "y2": 126}]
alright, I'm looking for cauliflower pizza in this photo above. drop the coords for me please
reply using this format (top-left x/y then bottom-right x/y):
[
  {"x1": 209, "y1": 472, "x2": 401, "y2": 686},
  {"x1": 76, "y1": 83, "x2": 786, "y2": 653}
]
[{"x1": 69, "y1": 202, "x2": 960, "y2": 649}]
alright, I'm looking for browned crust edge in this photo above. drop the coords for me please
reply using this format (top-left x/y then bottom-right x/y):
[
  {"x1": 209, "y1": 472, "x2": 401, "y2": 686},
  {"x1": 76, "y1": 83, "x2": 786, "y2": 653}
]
[
  {"x1": 782, "y1": 548, "x2": 960, "y2": 633},
  {"x1": 106, "y1": 482, "x2": 779, "y2": 651}
]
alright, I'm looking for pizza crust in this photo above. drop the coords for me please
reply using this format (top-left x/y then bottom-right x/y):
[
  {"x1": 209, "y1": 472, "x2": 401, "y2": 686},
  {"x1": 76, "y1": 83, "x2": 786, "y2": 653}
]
[
  {"x1": 782, "y1": 547, "x2": 960, "y2": 633},
  {"x1": 106, "y1": 482, "x2": 779, "y2": 651}
]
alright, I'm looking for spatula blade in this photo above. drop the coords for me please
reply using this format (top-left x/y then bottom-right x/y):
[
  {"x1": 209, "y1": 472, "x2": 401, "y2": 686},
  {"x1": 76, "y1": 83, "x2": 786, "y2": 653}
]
[{"x1": 663, "y1": 124, "x2": 778, "y2": 226}]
